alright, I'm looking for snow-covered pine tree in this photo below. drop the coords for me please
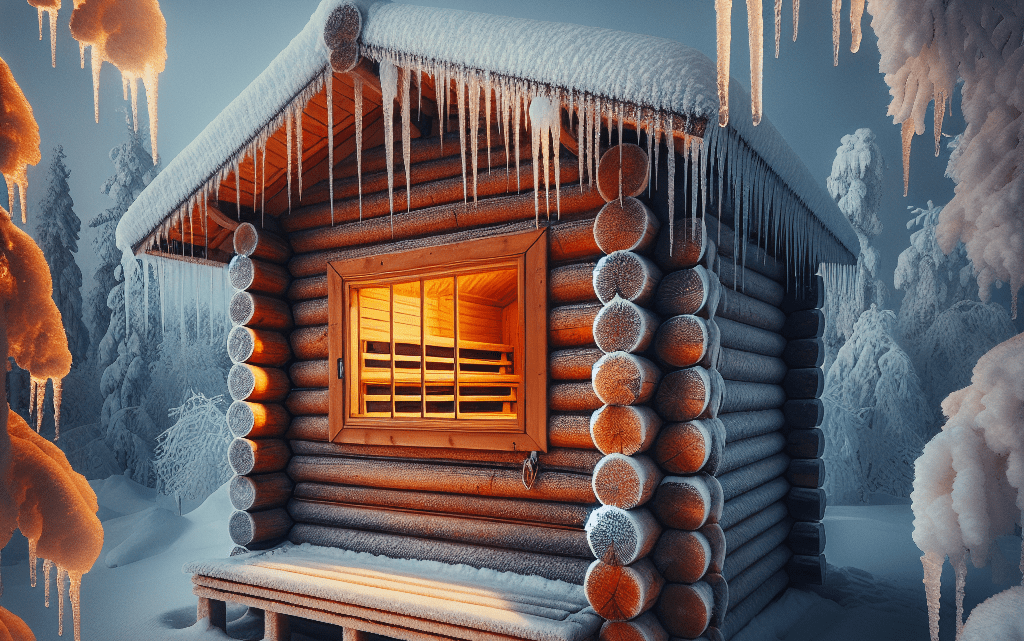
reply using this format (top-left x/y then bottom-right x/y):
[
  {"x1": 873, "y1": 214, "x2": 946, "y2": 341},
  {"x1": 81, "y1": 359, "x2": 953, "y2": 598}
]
[{"x1": 153, "y1": 391, "x2": 232, "y2": 505}]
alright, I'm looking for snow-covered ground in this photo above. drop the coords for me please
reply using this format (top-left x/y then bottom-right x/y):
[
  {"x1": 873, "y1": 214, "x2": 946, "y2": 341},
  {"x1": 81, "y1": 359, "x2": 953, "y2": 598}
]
[{"x1": 1, "y1": 477, "x2": 1019, "y2": 641}]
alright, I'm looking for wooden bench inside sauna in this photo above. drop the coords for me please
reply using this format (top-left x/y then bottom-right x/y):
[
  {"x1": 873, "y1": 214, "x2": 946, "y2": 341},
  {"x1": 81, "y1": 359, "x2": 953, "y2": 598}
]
[{"x1": 117, "y1": 1, "x2": 860, "y2": 640}]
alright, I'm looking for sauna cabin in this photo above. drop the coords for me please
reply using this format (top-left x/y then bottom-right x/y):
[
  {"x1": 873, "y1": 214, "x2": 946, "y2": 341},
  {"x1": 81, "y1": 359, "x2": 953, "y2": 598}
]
[{"x1": 116, "y1": 1, "x2": 860, "y2": 640}]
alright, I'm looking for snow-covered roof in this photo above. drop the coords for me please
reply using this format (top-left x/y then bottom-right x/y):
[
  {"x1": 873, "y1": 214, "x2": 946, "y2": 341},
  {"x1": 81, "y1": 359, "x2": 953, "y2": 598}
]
[{"x1": 117, "y1": 0, "x2": 858, "y2": 263}]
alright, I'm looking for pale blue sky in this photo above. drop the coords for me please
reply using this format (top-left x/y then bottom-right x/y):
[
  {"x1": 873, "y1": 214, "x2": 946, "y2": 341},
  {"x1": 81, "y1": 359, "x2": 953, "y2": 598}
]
[{"x1": 0, "y1": 0, "x2": 982, "y2": 316}]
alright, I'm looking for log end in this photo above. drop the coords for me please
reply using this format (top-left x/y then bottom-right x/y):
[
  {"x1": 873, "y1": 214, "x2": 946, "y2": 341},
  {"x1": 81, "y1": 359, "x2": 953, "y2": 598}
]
[
  {"x1": 654, "y1": 581, "x2": 713, "y2": 639},
  {"x1": 228, "y1": 438, "x2": 256, "y2": 476},
  {"x1": 597, "y1": 144, "x2": 651, "y2": 202},
  {"x1": 653, "y1": 421, "x2": 710, "y2": 475},
  {"x1": 229, "y1": 290, "x2": 256, "y2": 326}
]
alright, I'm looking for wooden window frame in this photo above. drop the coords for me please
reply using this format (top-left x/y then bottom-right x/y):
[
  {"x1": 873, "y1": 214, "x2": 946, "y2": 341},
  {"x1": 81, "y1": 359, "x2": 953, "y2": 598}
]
[{"x1": 328, "y1": 229, "x2": 548, "y2": 452}]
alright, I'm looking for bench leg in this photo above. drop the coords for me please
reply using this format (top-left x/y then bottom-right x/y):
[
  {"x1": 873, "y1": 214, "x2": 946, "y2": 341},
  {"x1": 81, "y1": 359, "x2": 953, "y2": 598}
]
[
  {"x1": 197, "y1": 597, "x2": 227, "y2": 632},
  {"x1": 264, "y1": 610, "x2": 291, "y2": 641},
  {"x1": 343, "y1": 628, "x2": 370, "y2": 641}
]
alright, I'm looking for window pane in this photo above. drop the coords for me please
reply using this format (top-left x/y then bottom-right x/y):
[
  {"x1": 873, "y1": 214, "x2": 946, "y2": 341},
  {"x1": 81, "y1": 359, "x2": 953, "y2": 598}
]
[
  {"x1": 456, "y1": 268, "x2": 518, "y2": 419},
  {"x1": 392, "y1": 280, "x2": 422, "y2": 416},
  {"x1": 354, "y1": 286, "x2": 391, "y2": 417},
  {"x1": 424, "y1": 277, "x2": 455, "y2": 417}
]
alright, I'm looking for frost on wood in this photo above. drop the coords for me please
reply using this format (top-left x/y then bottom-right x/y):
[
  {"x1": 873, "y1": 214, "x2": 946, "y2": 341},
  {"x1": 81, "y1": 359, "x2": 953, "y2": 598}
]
[
  {"x1": 0, "y1": 57, "x2": 41, "y2": 224},
  {"x1": 912, "y1": 332, "x2": 1024, "y2": 641},
  {"x1": 69, "y1": 0, "x2": 167, "y2": 160},
  {"x1": 0, "y1": 205, "x2": 101, "y2": 641}
]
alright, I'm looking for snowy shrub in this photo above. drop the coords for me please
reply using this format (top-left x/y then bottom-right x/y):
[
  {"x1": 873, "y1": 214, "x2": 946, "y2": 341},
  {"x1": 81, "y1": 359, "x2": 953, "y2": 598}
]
[
  {"x1": 153, "y1": 391, "x2": 231, "y2": 503},
  {"x1": 961, "y1": 585, "x2": 1024, "y2": 641},
  {"x1": 105, "y1": 405, "x2": 159, "y2": 487},
  {"x1": 823, "y1": 306, "x2": 930, "y2": 503}
]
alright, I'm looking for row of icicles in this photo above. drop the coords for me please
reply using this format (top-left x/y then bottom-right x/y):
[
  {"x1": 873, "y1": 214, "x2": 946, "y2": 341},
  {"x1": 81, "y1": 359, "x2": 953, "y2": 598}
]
[{"x1": 716, "y1": 0, "x2": 931, "y2": 195}]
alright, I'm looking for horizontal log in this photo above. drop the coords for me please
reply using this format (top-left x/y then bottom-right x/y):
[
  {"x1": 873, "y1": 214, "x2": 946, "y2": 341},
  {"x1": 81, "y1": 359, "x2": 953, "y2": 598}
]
[
  {"x1": 228, "y1": 363, "x2": 290, "y2": 403},
  {"x1": 233, "y1": 222, "x2": 292, "y2": 264},
  {"x1": 715, "y1": 286, "x2": 787, "y2": 333},
  {"x1": 593, "y1": 454, "x2": 663, "y2": 509},
  {"x1": 593, "y1": 251, "x2": 663, "y2": 306},
  {"x1": 229, "y1": 291, "x2": 293, "y2": 330},
  {"x1": 550, "y1": 216, "x2": 603, "y2": 264},
  {"x1": 780, "y1": 275, "x2": 824, "y2": 314},
  {"x1": 289, "y1": 523, "x2": 591, "y2": 585},
  {"x1": 723, "y1": 501, "x2": 789, "y2": 552},
  {"x1": 719, "y1": 433, "x2": 787, "y2": 475},
  {"x1": 549, "y1": 381, "x2": 602, "y2": 413},
  {"x1": 287, "y1": 499, "x2": 591, "y2": 558},
  {"x1": 703, "y1": 215, "x2": 785, "y2": 284},
  {"x1": 591, "y1": 404, "x2": 663, "y2": 456},
  {"x1": 592, "y1": 352, "x2": 661, "y2": 406},
  {"x1": 718, "y1": 569, "x2": 788, "y2": 641},
  {"x1": 650, "y1": 473, "x2": 722, "y2": 531},
  {"x1": 655, "y1": 268, "x2": 786, "y2": 333},
  {"x1": 585, "y1": 558, "x2": 664, "y2": 621},
  {"x1": 550, "y1": 347, "x2": 604, "y2": 381},
  {"x1": 549, "y1": 413, "x2": 597, "y2": 449},
  {"x1": 722, "y1": 519, "x2": 792, "y2": 582},
  {"x1": 787, "y1": 487, "x2": 826, "y2": 521},
  {"x1": 292, "y1": 482, "x2": 595, "y2": 528},
  {"x1": 716, "y1": 348, "x2": 787, "y2": 385},
  {"x1": 549, "y1": 262, "x2": 599, "y2": 305},
  {"x1": 287, "y1": 455, "x2": 596, "y2": 503},
  {"x1": 226, "y1": 401, "x2": 290, "y2": 439},
  {"x1": 719, "y1": 410, "x2": 785, "y2": 443},
  {"x1": 289, "y1": 360, "x2": 329, "y2": 389},
  {"x1": 286, "y1": 275, "x2": 326, "y2": 302},
  {"x1": 782, "y1": 308, "x2": 825, "y2": 340},
  {"x1": 705, "y1": 572, "x2": 729, "y2": 630},
  {"x1": 586, "y1": 506, "x2": 662, "y2": 566},
  {"x1": 653, "y1": 367, "x2": 712, "y2": 422},
  {"x1": 652, "y1": 421, "x2": 712, "y2": 475},
  {"x1": 597, "y1": 144, "x2": 651, "y2": 202},
  {"x1": 715, "y1": 260, "x2": 785, "y2": 307},
  {"x1": 549, "y1": 303, "x2": 601, "y2": 348},
  {"x1": 595, "y1": 198, "x2": 661, "y2": 255},
  {"x1": 653, "y1": 216, "x2": 707, "y2": 271},
  {"x1": 651, "y1": 529, "x2": 711, "y2": 584},
  {"x1": 787, "y1": 458, "x2": 824, "y2": 488},
  {"x1": 653, "y1": 315, "x2": 708, "y2": 368},
  {"x1": 720, "y1": 380, "x2": 786, "y2": 414},
  {"x1": 727, "y1": 544, "x2": 791, "y2": 608},
  {"x1": 782, "y1": 338, "x2": 824, "y2": 369},
  {"x1": 719, "y1": 477, "x2": 790, "y2": 530},
  {"x1": 715, "y1": 317, "x2": 786, "y2": 357},
  {"x1": 655, "y1": 580, "x2": 714, "y2": 639},
  {"x1": 783, "y1": 368, "x2": 824, "y2": 399},
  {"x1": 227, "y1": 326, "x2": 292, "y2": 367},
  {"x1": 228, "y1": 255, "x2": 290, "y2": 296},
  {"x1": 593, "y1": 298, "x2": 660, "y2": 354},
  {"x1": 787, "y1": 553, "x2": 825, "y2": 585},
  {"x1": 598, "y1": 612, "x2": 668, "y2": 641},
  {"x1": 230, "y1": 473, "x2": 294, "y2": 512},
  {"x1": 285, "y1": 388, "x2": 328, "y2": 416},
  {"x1": 787, "y1": 521, "x2": 826, "y2": 556},
  {"x1": 288, "y1": 438, "x2": 601, "y2": 473},
  {"x1": 290, "y1": 325, "x2": 328, "y2": 361},
  {"x1": 228, "y1": 438, "x2": 291, "y2": 476},
  {"x1": 784, "y1": 399, "x2": 823, "y2": 428},
  {"x1": 292, "y1": 298, "x2": 328, "y2": 327},
  {"x1": 719, "y1": 453, "x2": 790, "y2": 502},
  {"x1": 229, "y1": 508, "x2": 292, "y2": 547},
  {"x1": 287, "y1": 415, "x2": 328, "y2": 441}
]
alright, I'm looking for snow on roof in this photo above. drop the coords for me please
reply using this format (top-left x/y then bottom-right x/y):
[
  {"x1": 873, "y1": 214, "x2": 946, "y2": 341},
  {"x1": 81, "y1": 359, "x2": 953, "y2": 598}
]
[{"x1": 117, "y1": 0, "x2": 858, "y2": 262}]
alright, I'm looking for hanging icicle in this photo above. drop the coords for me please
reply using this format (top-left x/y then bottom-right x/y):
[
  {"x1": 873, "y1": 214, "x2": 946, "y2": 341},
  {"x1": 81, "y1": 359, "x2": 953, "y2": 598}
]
[
  {"x1": 401, "y1": 63, "x2": 412, "y2": 212},
  {"x1": 327, "y1": 69, "x2": 336, "y2": 225},
  {"x1": 793, "y1": 0, "x2": 800, "y2": 40},
  {"x1": 832, "y1": 0, "x2": 841, "y2": 66},
  {"x1": 748, "y1": 0, "x2": 763, "y2": 126},
  {"x1": 901, "y1": 116, "x2": 914, "y2": 196},
  {"x1": 286, "y1": 112, "x2": 293, "y2": 215},
  {"x1": 469, "y1": 71, "x2": 481, "y2": 203},
  {"x1": 484, "y1": 71, "x2": 493, "y2": 173},
  {"x1": 666, "y1": 115, "x2": 676, "y2": 252},
  {"x1": 715, "y1": 0, "x2": 732, "y2": 127},
  {"x1": 775, "y1": 0, "x2": 782, "y2": 58},
  {"x1": 297, "y1": 107, "x2": 304, "y2": 200},
  {"x1": 850, "y1": 0, "x2": 865, "y2": 53},
  {"x1": 456, "y1": 67, "x2": 468, "y2": 203}
]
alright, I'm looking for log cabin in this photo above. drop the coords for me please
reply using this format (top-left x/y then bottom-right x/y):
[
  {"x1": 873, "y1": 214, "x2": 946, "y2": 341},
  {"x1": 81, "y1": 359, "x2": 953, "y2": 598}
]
[{"x1": 116, "y1": 1, "x2": 858, "y2": 640}]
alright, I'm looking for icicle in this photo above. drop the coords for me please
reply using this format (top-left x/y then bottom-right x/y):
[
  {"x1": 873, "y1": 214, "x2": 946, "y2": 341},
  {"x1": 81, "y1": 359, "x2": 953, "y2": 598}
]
[
  {"x1": 531, "y1": 95, "x2": 542, "y2": 222},
  {"x1": 209, "y1": 266, "x2": 215, "y2": 343},
  {"x1": 354, "y1": 75, "x2": 364, "y2": 219},
  {"x1": 901, "y1": 117, "x2": 914, "y2": 196},
  {"x1": 29, "y1": 539, "x2": 37, "y2": 587},
  {"x1": 666, "y1": 115, "x2": 676, "y2": 252},
  {"x1": 618, "y1": 103, "x2": 624, "y2": 204},
  {"x1": 251, "y1": 146, "x2": 258, "y2": 218},
  {"x1": 327, "y1": 69, "x2": 336, "y2": 225},
  {"x1": 37, "y1": 7, "x2": 42, "y2": 40},
  {"x1": 691, "y1": 136, "x2": 699, "y2": 220},
  {"x1": 832, "y1": 0, "x2": 841, "y2": 66},
  {"x1": 748, "y1": 0, "x2": 764, "y2": 126},
  {"x1": 401, "y1": 64, "x2": 412, "y2": 212},
  {"x1": 417, "y1": 59, "x2": 423, "y2": 122},
  {"x1": 234, "y1": 159, "x2": 241, "y2": 219},
  {"x1": 485, "y1": 71, "x2": 492, "y2": 173},
  {"x1": 379, "y1": 58, "x2": 398, "y2": 220},
  {"x1": 142, "y1": 70, "x2": 160, "y2": 163},
  {"x1": 52, "y1": 377, "x2": 61, "y2": 441},
  {"x1": 261, "y1": 141, "x2": 267, "y2": 225},
  {"x1": 129, "y1": 77, "x2": 140, "y2": 133},
  {"x1": 286, "y1": 112, "x2": 293, "y2": 214},
  {"x1": 43, "y1": 559, "x2": 53, "y2": 607},
  {"x1": 469, "y1": 72, "x2": 481, "y2": 203},
  {"x1": 436, "y1": 64, "x2": 447, "y2": 153},
  {"x1": 954, "y1": 553, "x2": 966, "y2": 641},
  {"x1": 594, "y1": 97, "x2": 602, "y2": 183},
  {"x1": 775, "y1": 0, "x2": 782, "y2": 57},
  {"x1": 90, "y1": 47, "x2": 102, "y2": 123},
  {"x1": 297, "y1": 107, "x2": 304, "y2": 200},
  {"x1": 195, "y1": 258, "x2": 200, "y2": 338},
  {"x1": 159, "y1": 257, "x2": 165, "y2": 334},
  {"x1": 793, "y1": 0, "x2": 799, "y2": 40},
  {"x1": 576, "y1": 98, "x2": 585, "y2": 189},
  {"x1": 934, "y1": 90, "x2": 946, "y2": 156},
  {"x1": 652, "y1": 112, "x2": 661, "y2": 190},
  {"x1": 589, "y1": 97, "x2": 598, "y2": 187},
  {"x1": 715, "y1": 0, "x2": 732, "y2": 126},
  {"x1": 47, "y1": 9, "x2": 57, "y2": 68},
  {"x1": 514, "y1": 82, "x2": 523, "y2": 192},
  {"x1": 850, "y1": 0, "x2": 865, "y2": 52},
  {"x1": 456, "y1": 69, "x2": 469, "y2": 203},
  {"x1": 70, "y1": 571, "x2": 82, "y2": 641},
  {"x1": 142, "y1": 254, "x2": 150, "y2": 336},
  {"x1": 57, "y1": 567, "x2": 66, "y2": 636},
  {"x1": 922, "y1": 551, "x2": 942, "y2": 641},
  {"x1": 553, "y1": 92, "x2": 561, "y2": 217}
]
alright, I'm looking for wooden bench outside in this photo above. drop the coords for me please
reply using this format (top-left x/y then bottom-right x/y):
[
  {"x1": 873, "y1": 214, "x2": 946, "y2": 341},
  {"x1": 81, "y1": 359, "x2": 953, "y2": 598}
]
[{"x1": 185, "y1": 543, "x2": 602, "y2": 641}]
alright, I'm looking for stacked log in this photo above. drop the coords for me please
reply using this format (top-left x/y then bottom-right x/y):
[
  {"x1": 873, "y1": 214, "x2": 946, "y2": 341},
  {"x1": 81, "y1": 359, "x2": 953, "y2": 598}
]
[{"x1": 227, "y1": 223, "x2": 294, "y2": 551}]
